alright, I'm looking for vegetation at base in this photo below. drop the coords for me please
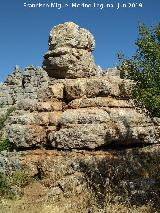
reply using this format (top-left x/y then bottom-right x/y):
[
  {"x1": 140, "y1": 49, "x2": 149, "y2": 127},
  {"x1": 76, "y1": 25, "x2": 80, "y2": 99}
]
[
  {"x1": 0, "y1": 173, "x2": 10, "y2": 197},
  {"x1": 12, "y1": 170, "x2": 29, "y2": 188},
  {"x1": 0, "y1": 170, "x2": 30, "y2": 199},
  {"x1": 118, "y1": 23, "x2": 160, "y2": 117}
]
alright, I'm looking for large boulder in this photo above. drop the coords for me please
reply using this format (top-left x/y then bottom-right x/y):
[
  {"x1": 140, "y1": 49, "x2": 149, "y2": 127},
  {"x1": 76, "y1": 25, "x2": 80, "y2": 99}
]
[
  {"x1": 48, "y1": 22, "x2": 95, "y2": 51},
  {"x1": 43, "y1": 22, "x2": 101, "y2": 78}
]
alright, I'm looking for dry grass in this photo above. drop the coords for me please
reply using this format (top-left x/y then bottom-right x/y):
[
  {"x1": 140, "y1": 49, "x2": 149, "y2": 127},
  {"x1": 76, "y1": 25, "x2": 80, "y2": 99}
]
[
  {"x1": 0, "y1": 166, "x2": 157, "y2": 213},
  {"x1": 0, "y1": 190, "x2": 154, "y2": 213},
  {"x1": 0, "y1": 199, "x2": 153, "y2": 213},
  {"x1": 0, "y1": 150, "x2": 159, "y2": 213}
]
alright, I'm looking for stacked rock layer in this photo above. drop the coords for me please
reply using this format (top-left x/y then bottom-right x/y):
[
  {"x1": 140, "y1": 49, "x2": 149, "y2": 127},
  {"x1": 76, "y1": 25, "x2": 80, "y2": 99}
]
[
  {"x1": 1, "y1": 22, "x2": 158, "y2": 150},
  {"x1": 4, "y1": 69, "x2": 160, "y2": 149},
  {"x1": 0, "y1": 22, "x2": 160, "y2": 208}
]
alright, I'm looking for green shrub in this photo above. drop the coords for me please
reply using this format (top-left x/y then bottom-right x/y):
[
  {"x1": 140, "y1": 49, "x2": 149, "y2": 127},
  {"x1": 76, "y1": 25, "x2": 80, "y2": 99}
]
[
  {"x1": 0, "y1": 138, "x2": 12, "y2": 152},
  {"x1": 12, "y1": 170, "x2": 29, "y2": 188},
  {"x1": 0, "y1": 170, "x2": 30, "y2": 199},
  {"x1": 0, "y1": 173, "x2": 11, "y2": 197},
  {"x1": 118, "y1": 23, "x2": 160, "y2": 117},
  {"x1": 0, "y1": 106, "x2": 15, "y2": 131},
  {"x1": 0, "y1": 106, "x2": 15, "y2": 152}
]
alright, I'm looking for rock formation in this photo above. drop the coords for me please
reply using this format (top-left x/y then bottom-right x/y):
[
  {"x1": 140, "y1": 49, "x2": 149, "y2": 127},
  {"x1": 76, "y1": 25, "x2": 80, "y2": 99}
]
[
  {"x1": 43, "y1": 22, "x2": 101, "y2": 78},
  {"x1": 0, "y1": 22, "x2": 160, "y2": 210}
]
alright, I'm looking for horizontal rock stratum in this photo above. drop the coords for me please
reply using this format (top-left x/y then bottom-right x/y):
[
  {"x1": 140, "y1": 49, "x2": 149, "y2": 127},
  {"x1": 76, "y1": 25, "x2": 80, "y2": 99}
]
[
  {"x1": 0, "y1": 22, "x2": 160, "y2": 210},
  {"x1": 4, "y1": 71, "x2": 160, "y2": 149}
]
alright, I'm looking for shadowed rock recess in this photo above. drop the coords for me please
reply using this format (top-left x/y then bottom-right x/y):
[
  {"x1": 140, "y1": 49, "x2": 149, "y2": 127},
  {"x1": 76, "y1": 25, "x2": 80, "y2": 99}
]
[{"x1": 0, "y1": 22, "x2": 160, "y2": 210}]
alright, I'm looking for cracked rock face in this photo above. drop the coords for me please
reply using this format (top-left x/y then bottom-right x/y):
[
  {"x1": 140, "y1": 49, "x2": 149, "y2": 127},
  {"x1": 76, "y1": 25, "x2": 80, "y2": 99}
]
[
  {"x1": 0, "y1": 22, "x2": 160, "y2": 209},
  {"x1": 0, "y1": 22, "x2": 159, "y2": 149},
  {"x1": 4, "y1": 74, "x2": 160, "y2": 150},
  {"x1": 43, "y1": 22, "x2": 101, "y2": 78},
  {"x1": 48, "y1": 22, "x2": 95, "y2": 51}
]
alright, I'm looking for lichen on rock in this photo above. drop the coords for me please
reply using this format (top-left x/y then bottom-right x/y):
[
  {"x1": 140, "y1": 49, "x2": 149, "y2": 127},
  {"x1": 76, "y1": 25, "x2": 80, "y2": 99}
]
[
  {"x1": 43, "y1": 22, "x2": 101, "y2": 78},
  {"x1": 0, "y1": 22, "x2": 160, "y2": 210}
]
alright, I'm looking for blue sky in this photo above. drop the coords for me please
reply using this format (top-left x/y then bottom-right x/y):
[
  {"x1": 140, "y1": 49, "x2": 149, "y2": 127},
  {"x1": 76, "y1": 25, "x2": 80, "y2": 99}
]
[{"x1": 0, "y1": 0, "x2": 160, "y2": 82}]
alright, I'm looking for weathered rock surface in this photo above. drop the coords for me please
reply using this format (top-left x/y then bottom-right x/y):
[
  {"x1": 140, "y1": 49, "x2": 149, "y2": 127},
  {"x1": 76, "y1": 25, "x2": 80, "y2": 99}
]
[
  {"x1": 0, "y1": 25, "x2": 159, "y2": 150},
  {"x1": 0, "y1": 22, "x2": 160, "y2": 209},
  {"x1": 43, "y1": 22, "x2": 101, "y2": 78},
  {"x1": 62, "y1": 76, "x2": 132, "y2": 100},
  {"x1": 4, "y1": 71, "x2": 159, "y2": 149},
  {"x1": 0, "y1": 146, "x2": 159, "y2": 209},
  {"x1": 48, "y1": 22, "x2": 95, "y2": 51}
]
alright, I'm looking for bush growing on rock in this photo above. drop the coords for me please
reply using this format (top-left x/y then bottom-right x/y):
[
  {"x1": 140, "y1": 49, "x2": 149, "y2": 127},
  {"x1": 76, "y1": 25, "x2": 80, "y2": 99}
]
[
  {"x1": 0, "y1": 139, "x2": 12, "y2": 152},
  {"x1": 0, "y1": 107, "x2": 15, "y2": 130},
  {"x1": 0, "y1": 107, "x2": 15, "y2": 152},
  {"x1": 118, "y1": 23, "x2": 160, "y2": 117}
]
